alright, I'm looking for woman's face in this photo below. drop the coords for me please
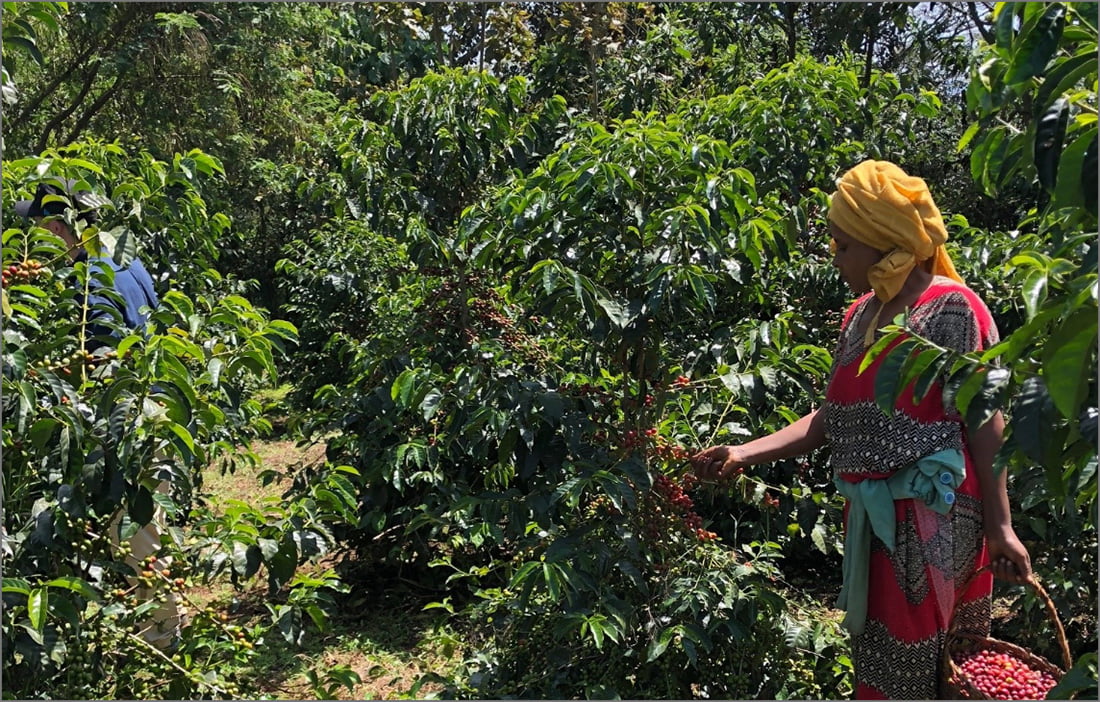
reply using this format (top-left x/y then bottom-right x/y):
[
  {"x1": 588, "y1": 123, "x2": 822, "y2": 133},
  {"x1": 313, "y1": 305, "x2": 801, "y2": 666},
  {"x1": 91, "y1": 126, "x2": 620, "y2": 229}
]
[
  {"x1": 37, "y1": 217, "x2": 81, "y2": 260},
  {"x1": 830, "y1": 224, "x2": 883, "y2": 295}
]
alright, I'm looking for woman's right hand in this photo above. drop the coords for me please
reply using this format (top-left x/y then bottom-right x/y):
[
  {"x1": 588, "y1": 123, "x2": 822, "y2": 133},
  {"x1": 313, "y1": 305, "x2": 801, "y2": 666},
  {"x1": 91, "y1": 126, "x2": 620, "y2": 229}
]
[{"x1": 691, "y1": 445, "x2": 748, "y2": 482}]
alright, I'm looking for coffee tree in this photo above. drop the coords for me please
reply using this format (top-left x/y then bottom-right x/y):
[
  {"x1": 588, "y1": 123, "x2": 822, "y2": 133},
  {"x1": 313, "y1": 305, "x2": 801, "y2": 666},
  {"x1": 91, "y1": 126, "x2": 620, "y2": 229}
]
[
  {"x1": 288, "y1": 53, "x2": 966, "y2": 698},
  {"x1": 0, "y1": 148, "x2": 358, "y2": 699}
]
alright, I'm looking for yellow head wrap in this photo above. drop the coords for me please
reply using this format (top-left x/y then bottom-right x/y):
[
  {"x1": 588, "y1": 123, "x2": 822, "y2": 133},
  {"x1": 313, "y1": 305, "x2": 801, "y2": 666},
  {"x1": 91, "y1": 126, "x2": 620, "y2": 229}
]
[{"x1": 827, "y1": 160, "x2": 963, "y2": 302}]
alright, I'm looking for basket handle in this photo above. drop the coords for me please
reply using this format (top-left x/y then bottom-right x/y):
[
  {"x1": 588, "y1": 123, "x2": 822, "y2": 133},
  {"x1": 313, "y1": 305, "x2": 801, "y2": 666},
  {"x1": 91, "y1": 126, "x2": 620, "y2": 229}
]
[{"x1": 949, "y1": 564, "x2": 1073, "y2": 671}]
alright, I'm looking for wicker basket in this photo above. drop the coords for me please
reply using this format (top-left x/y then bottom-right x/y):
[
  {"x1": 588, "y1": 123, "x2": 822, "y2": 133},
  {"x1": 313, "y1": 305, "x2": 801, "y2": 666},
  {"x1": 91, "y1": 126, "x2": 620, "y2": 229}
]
[{"x1": 940, "y1": 566, "x2": 1073, "y2": 700}]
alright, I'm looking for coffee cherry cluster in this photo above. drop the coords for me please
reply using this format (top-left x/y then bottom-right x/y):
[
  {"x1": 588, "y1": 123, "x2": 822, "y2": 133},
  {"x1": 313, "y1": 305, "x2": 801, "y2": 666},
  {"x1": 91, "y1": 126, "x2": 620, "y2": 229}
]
[
  {"x1": 559, "y1": 381, "x2": 610, "y2": 402},
  {"x1": 950, "y1": 649, "x2": 1058, "y2": 700},
  {"x1": 588, "y1": 424, "x2": 695, "y2": 462},
  {"x1": 57, "y1": 511, "x2": 112, "y2": 563},
  {"x1": 620, "y1": 429, "x2": 645, "y2": 450},
  {"x1": 655, "y1": 473, "x2": 696, "y2": 510},
  {"x1": 620, "y1": 393, "x2": 656, "y2": 410},
  {"x1": 2, "y1": 259, "x2": 49, "y2": 286},
  {"x1": 650, "y1": 434, "x2": 692, "y2": 463},
  {"x1": 587, "y1": 426, "x2": 648, "y2": 451},
  {"x1": 40, "y1": 348, "x2": 118, "y2": 377},
  {"x1": 583, "y1": 494, "x2": 620, "y2": 518},
  {"x1": 557, "y1": 378, "x2": 663, "y2": 431},
  {"x1": 469, "y1": 297, "x2": 513, "y2": 333},
  {"x1": 652, "y1": 473, "x2": 718, "y2": 542},
  {"x1": 421, "y1": 270, "x2": 547, "y2": 363}
]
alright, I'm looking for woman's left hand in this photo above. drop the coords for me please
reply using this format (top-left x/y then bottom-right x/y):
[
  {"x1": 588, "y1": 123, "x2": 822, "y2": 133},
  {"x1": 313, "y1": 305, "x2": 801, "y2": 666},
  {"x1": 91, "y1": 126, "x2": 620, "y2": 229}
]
[{"x1": 986, "y1": 528, "x2": 1032, "y2": 584}]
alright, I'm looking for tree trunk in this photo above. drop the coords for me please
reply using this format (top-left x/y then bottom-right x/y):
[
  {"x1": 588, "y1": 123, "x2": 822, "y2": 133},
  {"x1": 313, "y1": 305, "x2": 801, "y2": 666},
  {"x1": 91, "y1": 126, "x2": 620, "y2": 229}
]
[
  {"x1": 14, "y1": 5, "x2": 142, "y2": 129},
  {"x1": 36, "y1": 62, "x2": 101, "y2": 153},
  {"x1": 588, "y1": 42, "x2": 599, "y2": 116},
  {"x1": 478, "y1": 2, "x2": 488, "y2": 73},
  {"x1": 861, "y1": 6, "x2": 880, "y2": 89},
  {"x1": 62, "y1": 74, "x2": 128, "y2": 147},
  {"x1": 783, "y1": 2, "x2": 798, "y2": 64},
  {"x1": 429, "y1": 7, "x2": 446, "y2": 67},
  {"x1": 967, "y1": 2, "x2": 996, "y2": 44}
]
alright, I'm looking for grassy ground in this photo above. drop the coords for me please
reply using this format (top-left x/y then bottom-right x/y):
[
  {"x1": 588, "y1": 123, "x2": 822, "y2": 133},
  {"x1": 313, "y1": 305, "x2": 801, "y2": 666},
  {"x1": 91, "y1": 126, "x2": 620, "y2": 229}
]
[{"x1": 196, "y1": 437, "x2": 464, "y2": 700}]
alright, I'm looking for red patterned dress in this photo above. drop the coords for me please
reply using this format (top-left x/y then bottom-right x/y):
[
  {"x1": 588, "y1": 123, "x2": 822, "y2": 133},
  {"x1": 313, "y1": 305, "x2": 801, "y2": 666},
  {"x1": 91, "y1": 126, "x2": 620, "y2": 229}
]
[{"x1": 823, "y1": 276, "x2": 998, "y2": 699}]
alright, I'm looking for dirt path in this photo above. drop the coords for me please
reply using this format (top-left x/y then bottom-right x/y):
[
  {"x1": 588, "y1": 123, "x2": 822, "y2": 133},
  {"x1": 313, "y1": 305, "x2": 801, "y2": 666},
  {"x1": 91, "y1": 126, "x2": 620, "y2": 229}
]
[{"x1": 197, "y1": 437, "x2": 460, "y2": 700}]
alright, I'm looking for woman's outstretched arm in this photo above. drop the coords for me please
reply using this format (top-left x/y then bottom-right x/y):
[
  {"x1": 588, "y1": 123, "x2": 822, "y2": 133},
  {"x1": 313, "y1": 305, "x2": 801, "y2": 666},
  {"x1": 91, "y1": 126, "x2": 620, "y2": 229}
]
[{"x1": 691, "y1": 408, "x2": 827, "y2": 480}]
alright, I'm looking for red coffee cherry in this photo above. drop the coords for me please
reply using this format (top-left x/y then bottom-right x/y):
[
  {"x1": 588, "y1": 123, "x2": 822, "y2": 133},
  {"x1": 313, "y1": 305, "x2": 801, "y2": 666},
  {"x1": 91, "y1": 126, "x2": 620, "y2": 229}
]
[{"x1": 954, "y1": 650, "x2": 1057, "y2": 700}]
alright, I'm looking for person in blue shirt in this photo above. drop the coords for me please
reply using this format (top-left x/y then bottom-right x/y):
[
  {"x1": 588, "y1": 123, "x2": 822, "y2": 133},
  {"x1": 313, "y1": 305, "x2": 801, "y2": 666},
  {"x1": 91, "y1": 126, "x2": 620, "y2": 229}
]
[
  {"x1": 16, "y1": 179, "x2": 182, "y2": 649},
  {"x1": 16, "y1": 180, "x2": 159, "y2": 344}
]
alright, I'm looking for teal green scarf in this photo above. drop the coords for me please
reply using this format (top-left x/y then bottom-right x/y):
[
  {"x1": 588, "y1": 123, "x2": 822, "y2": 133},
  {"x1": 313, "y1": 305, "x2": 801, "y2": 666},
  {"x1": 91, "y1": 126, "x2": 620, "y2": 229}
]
[{"x1": 832, "y1": 448, "x2": 966, "y2": 635}]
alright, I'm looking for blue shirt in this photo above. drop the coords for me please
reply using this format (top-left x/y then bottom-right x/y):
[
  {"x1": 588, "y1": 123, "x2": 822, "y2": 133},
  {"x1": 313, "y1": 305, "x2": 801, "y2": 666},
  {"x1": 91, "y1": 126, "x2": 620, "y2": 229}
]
[{"x1": 80, "y1": 254, "x2": 160, "y2": 339}]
